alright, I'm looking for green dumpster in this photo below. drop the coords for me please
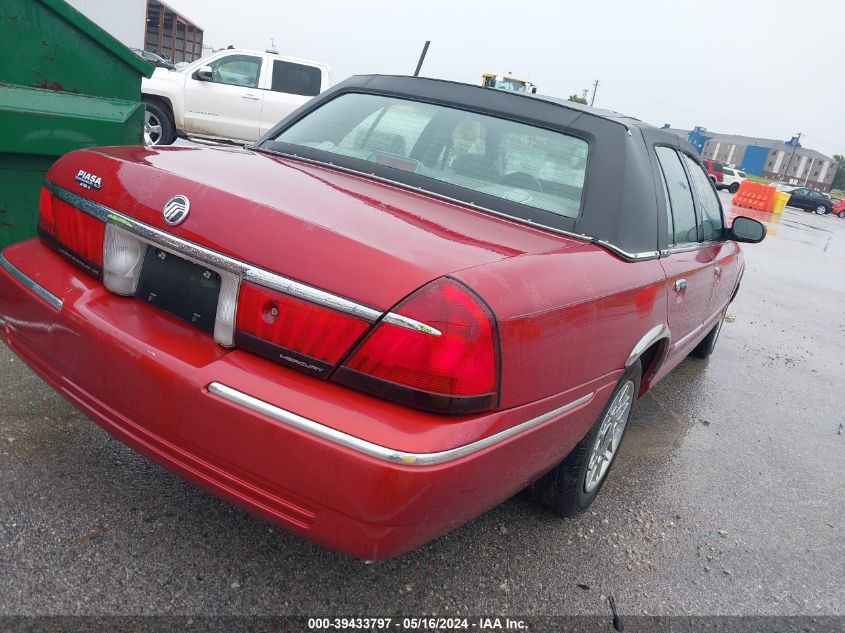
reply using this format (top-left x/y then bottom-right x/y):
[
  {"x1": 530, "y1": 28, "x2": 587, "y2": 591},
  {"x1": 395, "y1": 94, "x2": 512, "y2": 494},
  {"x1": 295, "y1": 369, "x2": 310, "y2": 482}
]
[{"x1": 0, "y1": 0, "x2": 153, "y2": 250}]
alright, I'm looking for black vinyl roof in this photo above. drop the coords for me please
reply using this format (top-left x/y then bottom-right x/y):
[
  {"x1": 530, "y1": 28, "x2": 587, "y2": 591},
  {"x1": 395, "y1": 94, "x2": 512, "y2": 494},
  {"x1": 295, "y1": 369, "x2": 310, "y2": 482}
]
[{"x1": 258, "y1": 75, "x2": 703, "y2": 259}]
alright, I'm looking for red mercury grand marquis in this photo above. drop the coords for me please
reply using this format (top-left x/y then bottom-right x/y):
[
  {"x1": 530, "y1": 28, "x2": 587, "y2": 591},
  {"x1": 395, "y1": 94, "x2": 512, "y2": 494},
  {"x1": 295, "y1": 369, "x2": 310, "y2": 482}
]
[{"x1": 0, "y1": 76, "x2": 765, "y2": 559}]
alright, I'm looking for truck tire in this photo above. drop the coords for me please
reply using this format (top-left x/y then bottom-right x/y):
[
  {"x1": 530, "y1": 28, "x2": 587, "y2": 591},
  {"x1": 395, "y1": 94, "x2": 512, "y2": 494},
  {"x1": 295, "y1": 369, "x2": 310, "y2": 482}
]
[
  {"x1": 143, "y1": 101, "x2": 176, "y2": 146},
  {"x1": 529, "y1": 360, "x2": 641, "y2": 516}
]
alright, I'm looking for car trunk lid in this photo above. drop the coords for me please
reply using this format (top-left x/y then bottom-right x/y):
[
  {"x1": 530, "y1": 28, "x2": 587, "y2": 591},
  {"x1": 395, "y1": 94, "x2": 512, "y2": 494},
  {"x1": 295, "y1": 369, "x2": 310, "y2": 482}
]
[{"x1": 47, "y1": 145, "x2": 579, "y2": 310}]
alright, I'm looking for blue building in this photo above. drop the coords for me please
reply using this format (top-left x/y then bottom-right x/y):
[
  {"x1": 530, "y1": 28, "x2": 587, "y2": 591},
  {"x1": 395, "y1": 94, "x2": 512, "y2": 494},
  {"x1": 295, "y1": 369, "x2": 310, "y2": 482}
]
[{"x1": 666, "y1": 126, "x2": 837, "y2": 193}]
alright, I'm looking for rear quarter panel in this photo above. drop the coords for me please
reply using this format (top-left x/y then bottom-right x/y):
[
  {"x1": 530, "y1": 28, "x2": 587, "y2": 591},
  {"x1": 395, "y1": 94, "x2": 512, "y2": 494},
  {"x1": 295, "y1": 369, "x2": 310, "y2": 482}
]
[{"x1": 453, "y1": 244, "x2": 669, "y2": 409}]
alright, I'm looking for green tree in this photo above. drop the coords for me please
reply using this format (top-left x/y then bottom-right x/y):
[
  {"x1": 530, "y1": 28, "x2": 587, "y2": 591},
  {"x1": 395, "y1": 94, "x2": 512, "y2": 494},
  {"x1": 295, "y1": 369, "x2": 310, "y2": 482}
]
[
  {"x1": 568, "y1": 94, "x2": 588, "y2": 105},
  {"x1": 832, "y1": 154, "x2": 845, "y2": 191}
]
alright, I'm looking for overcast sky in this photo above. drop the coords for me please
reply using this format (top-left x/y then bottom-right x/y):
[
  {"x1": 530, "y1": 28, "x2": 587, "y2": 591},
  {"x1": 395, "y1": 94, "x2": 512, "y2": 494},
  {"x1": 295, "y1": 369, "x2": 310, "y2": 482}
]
[{"x1": 174, "y1": 0, "x2": 845, "y2": 157}]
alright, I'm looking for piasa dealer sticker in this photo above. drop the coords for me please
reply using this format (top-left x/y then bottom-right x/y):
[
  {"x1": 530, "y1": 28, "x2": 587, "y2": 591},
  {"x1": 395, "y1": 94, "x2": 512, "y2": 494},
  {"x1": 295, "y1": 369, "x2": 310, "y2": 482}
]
[{"x1": 75, "y1": 169, "x2": 102, "y2": 190}]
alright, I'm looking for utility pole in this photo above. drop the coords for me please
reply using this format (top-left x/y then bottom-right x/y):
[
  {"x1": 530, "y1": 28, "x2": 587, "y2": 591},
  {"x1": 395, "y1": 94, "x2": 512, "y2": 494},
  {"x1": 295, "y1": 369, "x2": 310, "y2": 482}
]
[
  {"x1": 590, "y1": 79, "x2": 600, "y2": 106},
  {"x1": 781, "y1": 132, "x2": 802, "y2": 183},
  {"x1": 413, "y1": 41, "x2": 430, "y2": 77}
]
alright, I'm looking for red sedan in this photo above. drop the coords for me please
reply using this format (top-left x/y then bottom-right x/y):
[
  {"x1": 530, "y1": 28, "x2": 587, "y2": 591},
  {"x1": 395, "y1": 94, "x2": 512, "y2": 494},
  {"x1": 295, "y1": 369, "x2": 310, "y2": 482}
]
[
  {"x1": 0, "y1": 76, "x2": 765, "y2": 559},
  {"x1": 833, "y1": 197, "x2": 845, "y2": 218}
]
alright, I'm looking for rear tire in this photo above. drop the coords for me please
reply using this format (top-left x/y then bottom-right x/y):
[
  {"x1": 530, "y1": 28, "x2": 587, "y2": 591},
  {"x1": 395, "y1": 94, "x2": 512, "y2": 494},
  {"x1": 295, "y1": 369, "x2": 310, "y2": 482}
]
[
  {"x1": 690, "y1": 310, "x2": 725, "y2": 359},
  {"x1": 815, "y1": 205, "x2": 827, "y2": 215},
  {"x1": 143, "y1": 100, "x2": 175, "y2": 146},
  {"x1": 838, "y1": 211, "x2": 845, "y2": 219},
  {"x1": 529, "y1": 361, "x2": 641, "y2": 516},
  {"x1": 729, "y1": 183, "x2": 740, "y2": 194}
]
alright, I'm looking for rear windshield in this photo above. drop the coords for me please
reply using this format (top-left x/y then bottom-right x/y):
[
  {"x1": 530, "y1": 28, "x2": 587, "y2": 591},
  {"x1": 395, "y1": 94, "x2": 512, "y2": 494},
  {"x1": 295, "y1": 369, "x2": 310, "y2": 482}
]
[{"x1": 267, "y1": 93, "x2": 588, "y2": 219}]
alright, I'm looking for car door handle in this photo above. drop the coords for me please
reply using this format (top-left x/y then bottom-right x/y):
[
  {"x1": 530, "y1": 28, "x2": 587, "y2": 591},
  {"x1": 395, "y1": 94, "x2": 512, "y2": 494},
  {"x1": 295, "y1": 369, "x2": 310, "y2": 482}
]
[
  {"x1": 714, "y1": 266, "x2": 722, "y2": 277},
  {"x1": 241, "y1": 94, "x2": 261, "y2": 101},
  {"x1": 674, "y1": 279, "x2": 688, "y2": 292}
]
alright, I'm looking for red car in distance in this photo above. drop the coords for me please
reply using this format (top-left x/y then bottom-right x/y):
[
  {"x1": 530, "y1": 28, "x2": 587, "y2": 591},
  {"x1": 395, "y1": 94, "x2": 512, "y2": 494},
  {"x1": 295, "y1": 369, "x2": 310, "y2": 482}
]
[
  {"x1": 832, "y1": 197, "x2": 844, "y2": 218},
  {"x1": 0, "y1": 76, "x2": 766, "y2": 559},
  {"x1": 701, "y1": 158, "x2": 725, "y2": 186}
]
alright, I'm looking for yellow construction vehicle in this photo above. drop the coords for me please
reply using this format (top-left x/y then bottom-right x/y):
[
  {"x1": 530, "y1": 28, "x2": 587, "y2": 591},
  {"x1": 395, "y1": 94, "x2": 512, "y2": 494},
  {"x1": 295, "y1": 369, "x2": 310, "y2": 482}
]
[{"x1": 481, "y1": 72, "x2": 537, "y2": 94}]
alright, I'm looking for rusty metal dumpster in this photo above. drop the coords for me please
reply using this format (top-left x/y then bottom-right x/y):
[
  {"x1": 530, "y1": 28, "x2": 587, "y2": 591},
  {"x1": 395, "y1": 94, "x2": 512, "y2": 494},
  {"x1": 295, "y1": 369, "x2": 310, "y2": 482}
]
[{"x1": 0, "y1": 0, "x2": 152, "y2": 250}]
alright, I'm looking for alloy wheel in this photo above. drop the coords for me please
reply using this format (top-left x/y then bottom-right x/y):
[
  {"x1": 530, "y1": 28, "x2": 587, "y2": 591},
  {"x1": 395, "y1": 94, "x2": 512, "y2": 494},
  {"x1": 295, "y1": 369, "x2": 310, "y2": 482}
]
[
  {"x1": 144, "y1": 109, "x2": 163, "y2": 145},
  {"x1": 815, "y1": 205, "x2": 827, "y2": 215},
  {"x1": 584, "y1": 379, "x2": 634, "y2": 493}
]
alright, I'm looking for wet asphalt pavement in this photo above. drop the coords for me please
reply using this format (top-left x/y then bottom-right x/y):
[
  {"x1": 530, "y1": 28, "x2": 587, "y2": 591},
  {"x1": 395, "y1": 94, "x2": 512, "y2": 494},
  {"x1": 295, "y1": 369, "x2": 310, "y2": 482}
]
[{"x1": 1, "y1": 192, "x2": 843, "y2": 619}]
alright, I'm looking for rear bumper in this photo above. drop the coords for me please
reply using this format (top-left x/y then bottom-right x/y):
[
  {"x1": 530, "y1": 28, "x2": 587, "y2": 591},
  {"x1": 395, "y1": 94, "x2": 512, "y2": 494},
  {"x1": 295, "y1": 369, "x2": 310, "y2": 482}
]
[{"x1": 0, "y1": 239, "x2": 614, "y2": 559}]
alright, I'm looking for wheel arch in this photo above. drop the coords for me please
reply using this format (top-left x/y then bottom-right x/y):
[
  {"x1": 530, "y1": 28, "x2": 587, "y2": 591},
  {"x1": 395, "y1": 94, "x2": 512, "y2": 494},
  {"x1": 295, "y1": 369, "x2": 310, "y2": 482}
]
[
  {"x1": 142, "y1": 93, "x2": 177, "y2": 128},
  {"x1": 625, "y1": 324, "x2": 670, "y2": 396}
]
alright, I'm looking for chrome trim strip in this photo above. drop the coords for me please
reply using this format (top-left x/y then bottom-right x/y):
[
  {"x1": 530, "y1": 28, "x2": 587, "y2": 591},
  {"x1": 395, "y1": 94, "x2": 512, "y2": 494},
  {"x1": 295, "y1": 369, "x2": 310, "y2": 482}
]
[
  {"x1": 381, "y1": 313, "x2": 442, "y2": 336},
  {"x1": 661, "y1": 243, "x2": 710, "y2": 256},
  {"x1": 626, "y1": 323, "x2": 670, "y2": 367},
  {"x1": 595, "y1": 240, "x2": 661, "y2": 261},
  {"x1": 208, "y1": 381, "x2": 594, "y2": 466},
  {"x1": 46, "y1": 183, "x2": 388, "y2": 321},
  {"x1": 0, "y1": 253, "x2": 63, "y2": 310}
]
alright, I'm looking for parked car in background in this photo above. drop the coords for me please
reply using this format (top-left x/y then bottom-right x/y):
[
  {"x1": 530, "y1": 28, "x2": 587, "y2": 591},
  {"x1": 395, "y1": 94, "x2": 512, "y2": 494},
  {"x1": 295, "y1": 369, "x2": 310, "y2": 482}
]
[
  {"x1": 785, "y1": 187, "x2": 833, "y2": 214},
  {"x1": 0, "y1": 75, "x2": 766, "y2": 559},
  {"x1": 831, "y1": 197, "x2": 844, "y2": 218},
  {"x1": 141, "y1": 48, "x2": 332, "y2": 146},
  {"x1": 131, "y1": 48, "x2": 176, "y2": 71},
  {"x1": 701, "y1": 158, "x2": 725, "y2": 186},
  {"x1": 718, "y1": 166, "x2": 746, "y2": 193}
]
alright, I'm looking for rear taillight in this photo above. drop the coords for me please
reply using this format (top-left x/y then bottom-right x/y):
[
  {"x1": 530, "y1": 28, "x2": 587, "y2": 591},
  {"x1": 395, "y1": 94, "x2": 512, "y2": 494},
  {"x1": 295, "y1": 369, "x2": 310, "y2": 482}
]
[
  {"x1": 334, "y1": 278, "x2": 499, "y2": 414},
  {"x1": 38, "y1": 187, "x2": 105, "y2": 277},
  {"x1": 235, "y1": 282, "x2": 371, "y2": 377}
]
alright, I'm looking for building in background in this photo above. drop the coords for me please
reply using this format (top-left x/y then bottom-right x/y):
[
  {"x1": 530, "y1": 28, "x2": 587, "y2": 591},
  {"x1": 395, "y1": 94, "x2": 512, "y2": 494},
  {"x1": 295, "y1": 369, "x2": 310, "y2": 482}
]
[
  {"x1": 144, "y1": 0, "x2": 204, "y2": 63},
  {"x1": 65, "y1": 0, "x2": 203, "y2": 63},
  {"x1": 66, "y1": 0, "x2": 146, "y2": 49},
  {"x1": 686, "y1": 127, "x2": 837, "y2": 192}
]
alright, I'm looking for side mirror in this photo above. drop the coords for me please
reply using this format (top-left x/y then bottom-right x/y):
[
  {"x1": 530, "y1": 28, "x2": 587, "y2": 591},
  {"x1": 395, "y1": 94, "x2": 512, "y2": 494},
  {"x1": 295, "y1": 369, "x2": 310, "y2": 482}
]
[
  {"x1": 196, "y1": 65, "x2": 213, "y2": 81},
  {"x1": 729, "y1": 216, "x2": 766, "y2": 243}
]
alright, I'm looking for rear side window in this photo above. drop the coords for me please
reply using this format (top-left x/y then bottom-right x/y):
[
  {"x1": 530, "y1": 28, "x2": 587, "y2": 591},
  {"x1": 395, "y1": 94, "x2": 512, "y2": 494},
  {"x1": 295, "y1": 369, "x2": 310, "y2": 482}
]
[
  {"x1": 681, "y1": 154, "x2": 724, "y2": 241},
  {"x1": 658, "y1": 167, "x2": 675, "y2": 245},
  {"x1": 655, "y1": 147, "x2": 697, "y2": 245},
  {"x1": 271, "y1": 60, "x2": 322, "y2": 96},
  {"x1": 270, "y1": 93, "x2": 589, "y2": 219}
]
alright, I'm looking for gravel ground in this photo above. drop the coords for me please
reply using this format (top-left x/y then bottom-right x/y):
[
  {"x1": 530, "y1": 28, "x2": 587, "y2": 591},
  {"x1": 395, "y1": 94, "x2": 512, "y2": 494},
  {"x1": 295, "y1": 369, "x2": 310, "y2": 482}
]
[{"x1": 1, "y1": 195, "x2": 843, "y2": 622}]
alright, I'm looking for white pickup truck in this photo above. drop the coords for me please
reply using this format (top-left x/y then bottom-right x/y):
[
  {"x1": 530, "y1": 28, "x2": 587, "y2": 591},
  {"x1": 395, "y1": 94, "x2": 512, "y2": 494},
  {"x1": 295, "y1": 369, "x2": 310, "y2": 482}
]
[{"x1": 141, "y1": 48, "x2": 332, "y2": 145}]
